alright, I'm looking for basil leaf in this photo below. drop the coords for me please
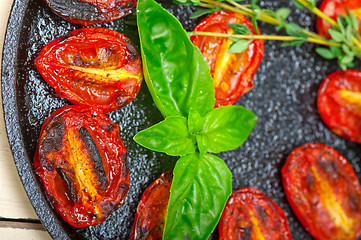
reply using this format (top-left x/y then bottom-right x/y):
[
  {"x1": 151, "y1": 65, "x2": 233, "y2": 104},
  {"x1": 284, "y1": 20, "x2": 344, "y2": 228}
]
[
  {"x1": 137, "y1": 0, "x2": 215, "y2": 118},
  {"x1": 188, "y1": 108, "x2": 204, "y2": 135},
  {"x1": 197, "y1": 105, "x2": 257, "y2": 154},
  {"x1": 134, "y1": 116, "x2": 196, "y2": 156},
  {"x1": 163, "y1": 153, "x2": 232, "y2": 240}
]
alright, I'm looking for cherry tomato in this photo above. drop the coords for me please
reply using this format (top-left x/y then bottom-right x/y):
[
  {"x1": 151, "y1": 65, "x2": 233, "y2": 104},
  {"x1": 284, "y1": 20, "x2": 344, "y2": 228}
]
[
  {"x1": 282, "y1": 143, "x2": 361, "y2": 240},
  {"x1": 44, "y1": 0, "x2": 136, "y2": 25},
  {"x1": 191, "y1": 11, "x2": 264, "y2": 107},
  {"x1": 218, "y1": 187, "x2": 292, "y2": 240},
  {"x1": 317, "y1": 69, "x2": 361, "y2": 143},
  {"x1": 34, "y1": 105, "x2": 129, "y2": 227},
  {"x1": 316, "y1": 0, "x2": 361, "y2": 38},
  {"x1": 36, "y1": 27, "x2": 142, "y2": 113},
  {"x1": 129, "y1": 171, "x2": 172, "y2": 240}
]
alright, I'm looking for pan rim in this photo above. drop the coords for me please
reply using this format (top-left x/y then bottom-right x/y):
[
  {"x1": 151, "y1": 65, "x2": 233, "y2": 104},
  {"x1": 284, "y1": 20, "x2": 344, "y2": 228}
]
[{"x1": 1, "y1": 0, "x2": 71, "y2": 239}]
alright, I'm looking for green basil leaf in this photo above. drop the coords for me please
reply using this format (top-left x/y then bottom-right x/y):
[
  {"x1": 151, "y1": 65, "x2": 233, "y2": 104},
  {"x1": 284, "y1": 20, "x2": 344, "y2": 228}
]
[
  {"x1": 228, "y1": 39, "x2": 252, "y2": 53},
  {"x1": 188, "y1": 108, "x2": 204, "y2": 135},
  {"x1": 163, "y1": 153, "x2": 232, "y2": 240},
  {"x1": 315, "y1": 47, "x2": 336, "y2": 60},
  {"x1": 190, "y1": 8, "x2": 216, "y2": 19},
  {"x1": 197, "y1": 105, "x2": 257, "y2": 154},
  {"x1": 137, "y1": 0, "x2": 215, "y2": 118},
  {"x1": 227, "y1": 23, "x2": 250, "y2": 35},
  {"x1": 134, "y1": 116, "x2": 196, "y2": 156}
]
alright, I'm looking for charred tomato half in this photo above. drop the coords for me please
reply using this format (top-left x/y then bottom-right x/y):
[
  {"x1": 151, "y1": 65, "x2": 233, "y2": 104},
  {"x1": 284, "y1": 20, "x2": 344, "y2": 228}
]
[
  {"x1": 129, "y1": 171, "x2": 172, "y2": 240},
  {"x1": 317, "y1": 69, "x2": 361, "y2": 143},
  {"x1": 36, "y1": 27, "x2": 142, "y2": 113},
  {"x1": 44, "y1": 0, "x2": 137, "y2": 25},
  {"x1": 282, "y1": 143, "x2": 361, "y2": 240},
  {"x1": 218, "y1": 187, "x2": 292, "y2": 240},
  {"x1": 34, "y1": 105, "x2": 129, "y2": 227},
  {"x1": 191, "y1": 11, "x2": 264, "y2": 107},
  {"x1": 316, "y1": 0, "x2": 361, "y2": 38}
]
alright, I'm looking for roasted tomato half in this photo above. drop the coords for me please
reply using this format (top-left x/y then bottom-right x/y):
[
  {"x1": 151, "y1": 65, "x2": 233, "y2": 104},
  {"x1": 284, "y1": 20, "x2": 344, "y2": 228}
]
[
  {"x1": 218, "y1": 187, "x2": 292, "y2": 240},
  {"x1": 282, "y1": 143, "x2": 361, "y2": 240},
  {"x1": 36, "y1": 27, "x2": 142, "y2": 113},
  {"x1": 191, "y1": 11, "x2": 264, "y2": 107},
  {"x1": 129, "y1": 171, "x2": 172, "y2": 240},
  {"x1": 44, "y1": 0, "x2": 136, "y2": 25},
  {"x1": 317, "y1": 69, "x2": 361, "y2": 143},
  {"x1": 317, "y1": 0, "x2": 361, "y2": 38},
  {"x1": 34, "y1": 105, "x2": 129, "y2": 227}
]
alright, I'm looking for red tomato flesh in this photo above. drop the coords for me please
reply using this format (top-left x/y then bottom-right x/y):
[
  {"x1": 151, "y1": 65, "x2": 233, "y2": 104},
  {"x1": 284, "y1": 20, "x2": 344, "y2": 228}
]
[
  {"x1": 44, "y1": 0, "x2": 137, "y2": 25},
  {"x1": 191, "y1": 11, "x2": 264, "y2": 107},
  {"x1": 129, "y1": 171, "x2": 172, "y2": 240},
  {"x1": 317, "y1": 69, "x2": 361, "y2": 143},
  {"x1": 218, "y1": 187, "x2": 292, "y2": 240},
  {"x1": 36, "y1": 27, "x2": 142, "y2": 113},
  {"x1": 282, "y1": 143, "x2": 361, "y2": 240},
  {"x1": 34, "y1": 105, "x2": 129, "y2": 227},
  {"x1": 317, "y1": 0, "x2": 361, "y2": 38}
]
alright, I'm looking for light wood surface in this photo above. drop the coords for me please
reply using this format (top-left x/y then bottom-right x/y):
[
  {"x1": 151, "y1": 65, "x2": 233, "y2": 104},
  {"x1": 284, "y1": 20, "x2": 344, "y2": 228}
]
[{"x1": 0, "y1": 0, "x2": 52, "y2": 238}]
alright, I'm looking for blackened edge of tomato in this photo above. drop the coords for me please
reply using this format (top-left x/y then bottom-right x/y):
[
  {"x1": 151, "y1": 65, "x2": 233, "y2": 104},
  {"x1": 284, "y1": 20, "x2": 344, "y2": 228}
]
[
  {"x1": 78, "y1": 126, "x2": 108, "y2": 191},
  {"x1": 44, "y1": 0, "x2": 136, "y2": 25},
  {"x1": 41, "y1": 116, "x2": 65, "y2": 154},
  {"x1": 56, "y1": 167, "x2": 78, "y2": 203}
]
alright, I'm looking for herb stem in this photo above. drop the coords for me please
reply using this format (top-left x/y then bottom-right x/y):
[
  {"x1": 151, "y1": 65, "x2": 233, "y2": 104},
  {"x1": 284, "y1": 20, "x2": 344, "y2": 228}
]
[
  {"x1": 351, "y1": 37, "x2": 361, "y2": 51},
  {"x1": 295, "y1": 0, "x2": 338, "y2": 27},
  {"x1": 191, "y1": 31, "x2": 341, "y2": 47},
  {"x1": 199, "y1": 3, "x2": 217, "y2": 8},
  {"x1": 201, "y1": 0, "x2": 280, "y2": 25},
  {"x1": 200, "y1": 0, "x2": 330, "y2": 44}
]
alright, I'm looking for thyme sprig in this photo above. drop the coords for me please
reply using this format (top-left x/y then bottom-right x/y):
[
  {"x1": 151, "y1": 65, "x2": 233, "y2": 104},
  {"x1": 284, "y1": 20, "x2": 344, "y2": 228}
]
[{"x1": 180, "y1": 0, "x2": 361, "y2": 69}]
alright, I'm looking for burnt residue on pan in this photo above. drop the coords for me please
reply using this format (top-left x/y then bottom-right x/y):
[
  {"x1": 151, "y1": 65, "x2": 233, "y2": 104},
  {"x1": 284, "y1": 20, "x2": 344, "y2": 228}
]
[{"x1": 2, "y1": 0, "x2": 361, "y2": 239}]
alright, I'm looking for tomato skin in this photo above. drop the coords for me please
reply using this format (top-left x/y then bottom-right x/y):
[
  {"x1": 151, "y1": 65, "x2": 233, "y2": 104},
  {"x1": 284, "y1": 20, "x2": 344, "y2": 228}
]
[
  {"x1": 316, "y1": 0, "x2": 361, "y2": 38},
  {"x1": 35, "y1": 27, "x2": 142, "y2": 113},
  {"x1": 218, "y1": 187, "x2": 292, "y2": 240},
  {"x1": 317, "y1": 69, "x2": 361, "y2": 143},
  {"x1": 44, "y1": 0, "x2": 136, "y2": 25},
  {"x1": 33, "y1": 105, "x2": 129, "y2": 227},
  {"x1": 282, "y1": 143, "x2": 361, "y2": 240},
  {"x1": 129, "y1": 171, "x2": 172, "y2": 240},
  {"x1": 191, "y1": 11, "x2": 264, "y2": 107}
]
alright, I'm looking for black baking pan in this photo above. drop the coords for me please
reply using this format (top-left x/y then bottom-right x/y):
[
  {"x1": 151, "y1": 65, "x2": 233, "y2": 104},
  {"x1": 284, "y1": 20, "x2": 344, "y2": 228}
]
[{"x1": 2, "y1": 0, "x2": 361, "y2": 239}]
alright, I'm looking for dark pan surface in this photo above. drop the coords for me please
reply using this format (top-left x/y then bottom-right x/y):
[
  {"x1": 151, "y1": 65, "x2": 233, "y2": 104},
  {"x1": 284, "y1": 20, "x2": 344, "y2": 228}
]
[{"x1": 2, "y1": 0, "x2": 361, "y2": 239}]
